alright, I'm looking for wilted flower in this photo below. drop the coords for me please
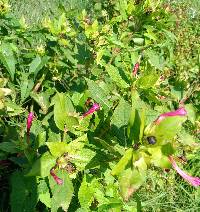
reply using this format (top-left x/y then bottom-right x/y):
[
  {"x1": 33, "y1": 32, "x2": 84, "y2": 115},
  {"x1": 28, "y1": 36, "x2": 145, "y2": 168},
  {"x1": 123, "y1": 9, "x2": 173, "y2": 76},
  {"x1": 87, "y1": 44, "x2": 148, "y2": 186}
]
[
  {"x1": 132, "y1": 62, "x2": 139, "y2": 76},
  {"x1": 0, "y1": 160, "x2": 10, "y2": 167},
  {"x1": 50, "y1": 169, "x2": 63, "y2": 185},
  {"x1": 27, "y1": 112, "x2": 34, "y2": 135},
  {"x1": 168, "y1": 155, "x2": 200, "y2": 187},
  {"x1": 155, "y1": 107, "x2": 187, "y2": 124},
  {"x1": 82, "y1": 103, "x2": 100, "y2": 118}
]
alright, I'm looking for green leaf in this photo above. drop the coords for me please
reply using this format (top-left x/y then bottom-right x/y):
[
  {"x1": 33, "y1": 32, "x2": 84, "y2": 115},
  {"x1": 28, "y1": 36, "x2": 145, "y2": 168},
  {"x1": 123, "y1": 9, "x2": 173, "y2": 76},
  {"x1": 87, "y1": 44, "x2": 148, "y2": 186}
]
[
  {"x1": 178, "y1": 130, "x2": 197, "y2": 146},
  {"x1": 70, "y1": 148, "x2": 96, "y2": 171},
  {"x1": 148, "y1": 146, "x2": 171, "y2": 168},
  {"x1": 119, "y1": 168, "x2": 145, "y2": 201},
  {"x1": 133, "y1": 38, "x2": 144, "y2": 45},
  {"x1": 78, "y1": 176, "x2": 96, "y2": 209},
  {"x1": 161, "y1": 143, "x2": 175, "y2": 156},
  {"x1": 62, "y1": 48, "x2": 77, "y2": 64},
  {"x1": 131, "y1": 89, "x2": 146, "y2": 110},
  {"x1": 20, "y1": 73, "x2": 34, "y2": 102},
  {"x1": 111, "y1": 98, "x2": 131, "y2": 144},
  {"x1": 185, "y1": 104, "x2": 196, "y2": 124},
  {"x1": 85, "y1": 19, "x2": 98, "y2": 38},
  {"x1": 26, "y1": 152, "x2": 56, "y2": 177},
  {"x1": 10, "y1": 171, "x2": 38, "y2": 212},
  {"x1": 38, "y1": 179, "x2": 51, "y2": 208},
  {"x1": 30, "y1": 91, "x2": 50, "y2": 114},
  {"x1": 133, "y1": 156, "x2": 147, "y2": 173},
  {"x1": 0, "y1": 142, "x2": 18, "y2": 153},
  {"x1": 86, "y1": 78, "x2": 112, "y2": 111},
  {"x1": 0, "y1": 43, "x2": 16, "y2": 80},
  {"x1": 111, "y1": 99, "x2": 131, "y2": 128},
  {"x1": 93, "y1": 137, "x2": 120, "y2": 156},
  {"x1": 49, "y1": 170, "x2": 74, "y2": 212},
  {"x1": 98, "y1": 202, "x2": 122, "y2": 212},
  {"x1": 5, "y1": 100, "x2": 24, "y2": 116},
  {"x1": 111, "y1": 148, "x2": 133, "y2": 176},
  {"x1": 54, "y1": 93, "x2": 77, "y2": 131},
  {"x1": 136, "y1": 73, "x2": 159, "y2": 89},
  {"x1": 145, "y1": 49, "x2": 164, "y2": 70},
  {"x1": 29, "y1": 55, "x2": 48, "y2": 78},
  {"x1": 139, "y1": 109, "x2": 145, "y2": 142},
  {"x1": 46, "y1": 142, "x2": 69, "y2": 157},
  {"x1": 105, "y1": 64, "x2": 129, "y2": 89},
  {"x1": 127, "y1": 109, "x2": 143, "y2": 144}
]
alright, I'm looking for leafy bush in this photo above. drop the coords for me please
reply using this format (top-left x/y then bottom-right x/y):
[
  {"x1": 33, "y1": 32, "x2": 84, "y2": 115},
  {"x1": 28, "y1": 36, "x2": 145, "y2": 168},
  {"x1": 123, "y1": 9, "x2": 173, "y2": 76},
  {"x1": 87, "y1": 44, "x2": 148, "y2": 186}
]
[{"x1": 0, "y1": 0, "x2": 199, "y2": 211}]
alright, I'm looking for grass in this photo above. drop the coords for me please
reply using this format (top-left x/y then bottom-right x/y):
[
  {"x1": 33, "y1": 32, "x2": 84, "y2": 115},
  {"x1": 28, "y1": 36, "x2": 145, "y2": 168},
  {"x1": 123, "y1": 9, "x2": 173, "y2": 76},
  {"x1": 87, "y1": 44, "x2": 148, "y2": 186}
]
[{"x1": 9, "y1": 0, "x2": 89, "y2": 25}]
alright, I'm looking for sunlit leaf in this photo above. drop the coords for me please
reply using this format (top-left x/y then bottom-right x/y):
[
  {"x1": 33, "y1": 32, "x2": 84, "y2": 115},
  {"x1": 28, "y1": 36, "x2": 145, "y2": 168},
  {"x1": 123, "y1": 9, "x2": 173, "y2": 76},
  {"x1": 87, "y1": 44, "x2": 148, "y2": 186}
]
[
  {"x1": 49, "y1": 170, "x2": 74, "y2": 212},
  {"x1": 0, "y1": 43, "x2": 16, "y2": 80}
]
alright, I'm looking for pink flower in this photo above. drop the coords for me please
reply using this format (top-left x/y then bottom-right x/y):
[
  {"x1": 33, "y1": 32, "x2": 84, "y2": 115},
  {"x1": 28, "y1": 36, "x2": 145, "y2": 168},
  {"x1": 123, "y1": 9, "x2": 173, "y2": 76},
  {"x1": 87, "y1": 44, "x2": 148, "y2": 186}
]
[
  {"x1": 50, "y1": 169, "x2": 63, "y2": 185},
  {"x1": 26, "y1": 112, "x2": 34, "y2": 144},
  {"x1": 132, "y1": 62, "x2": 139, "y2": 76},
  {"x1": 168, "y1": 156, "x2": 200, "y2": 187},
  {"x1": 82, "y1": 103, "x2": 100, "y2": 118},
  {"x1": 27, "y1": 112, "x2": 34, "y2": 135},
  {"x1": 155, "y1": 107, "x2": 187, "y2": 124}
]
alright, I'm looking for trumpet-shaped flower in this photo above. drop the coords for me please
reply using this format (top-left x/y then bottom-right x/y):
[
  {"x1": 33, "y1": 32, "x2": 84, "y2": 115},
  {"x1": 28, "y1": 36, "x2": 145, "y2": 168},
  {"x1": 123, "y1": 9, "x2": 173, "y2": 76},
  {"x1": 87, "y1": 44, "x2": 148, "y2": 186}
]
[
  {"x1": 27, "y1": 112, "x2": 34, "y2": 135},
  {"x1": 132, "y1": 62, "x2": 139, "y2": 76},
  {"x1": 155, "y1": 107, "x2": 187, "y2": 124},
  {"x1": 168, "y1": 156, "x2": 200, "y2": 187},
  {"x1": 50, "y1": 169, "x2": 63, "y2": 185},
  {"x1": 82, "y1": 103, "x2": 100, "y2": 118}
]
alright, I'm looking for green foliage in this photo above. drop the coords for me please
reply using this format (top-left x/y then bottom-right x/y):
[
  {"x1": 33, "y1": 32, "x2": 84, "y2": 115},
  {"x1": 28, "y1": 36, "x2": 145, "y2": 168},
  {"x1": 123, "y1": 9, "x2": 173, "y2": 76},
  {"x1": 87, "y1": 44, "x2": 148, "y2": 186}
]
[
  {"x1": 0, "y1": 0, "x2": 199, "y2": 211},
  {"x1": 10, "y1": 171, "x2": 38, "y2": 212}
]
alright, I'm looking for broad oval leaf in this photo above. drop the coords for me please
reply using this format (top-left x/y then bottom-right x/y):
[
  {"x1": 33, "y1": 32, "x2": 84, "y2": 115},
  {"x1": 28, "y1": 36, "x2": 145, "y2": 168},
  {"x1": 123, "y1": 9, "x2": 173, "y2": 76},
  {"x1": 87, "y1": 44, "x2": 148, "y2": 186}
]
[
  {"x1": 54, "y1": 93, "x2": 76, "y2": 131},
  {"x1": 111, "y1": 148, "x2": 133, "y2": 176},
  {"x1": 86, "y1": 78, "x2": 112, "y2": 111},
  {"x1": 26, "y1": 152, "x2": 56, "y2": 177},
  {"x1": 0, "y1": 43, "x2": 16, "y2": 80},
  {"x1": 119, "y1": 168, "x2": 146, "y2": 201},
  {"x1": 46, "y1": 142, "x2": 69, "y2": 157},
  {"x1": 49, "y1": 170, "x2": 74, "y2": 212},
  {"x1": 105, "y1": 64, "x2": 129, "y2": 89},
  {"x1": 29, "y1": 55, "x2": 49, "y2": 78}
]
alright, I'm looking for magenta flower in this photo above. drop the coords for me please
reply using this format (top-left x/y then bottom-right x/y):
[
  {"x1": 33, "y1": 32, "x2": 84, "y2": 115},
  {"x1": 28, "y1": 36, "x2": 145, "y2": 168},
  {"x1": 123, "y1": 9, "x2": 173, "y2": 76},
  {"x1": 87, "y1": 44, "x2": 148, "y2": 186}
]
[
  {"x1": 26, "y1": 112, "x2": 34, "y2": 144},
  {"x1": 155, "y1": 107, "x2": 187, "y2": 124},
  {"x1": 132, "y1": 62, "x2": 139, "y2": 76},
  {"x1": 27, "y1": 112, "x2": 34, "y2": 135},
  {"x1": 82, "y1": 103, "x2": 100, "y2": 118},
  {"x1": 168, "y1": 156, "x2": 200, "y2": 187},
  {"x1": 50, "y1": 169, "x2": 63, "y2": 185}
]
